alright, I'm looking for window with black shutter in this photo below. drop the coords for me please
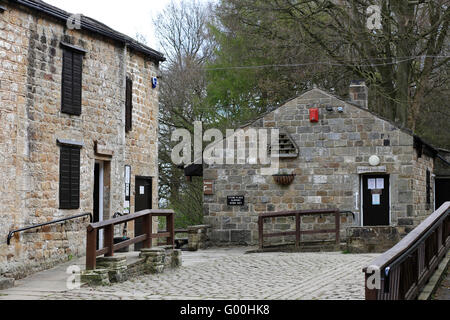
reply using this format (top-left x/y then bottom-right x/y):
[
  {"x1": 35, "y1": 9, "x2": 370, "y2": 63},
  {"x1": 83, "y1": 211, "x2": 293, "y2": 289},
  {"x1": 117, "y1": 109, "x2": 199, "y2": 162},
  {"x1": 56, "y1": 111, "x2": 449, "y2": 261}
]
[
  {"x1": 61, "y1": 45, "x2": 84, "y2": 115},
  {"x1": 59, "y1": 145, "x2": 81, "y2": 209},
  {"x1": 125, "y1": 77, "x2": 133, "y2": 132},
  {"x1": 426, "y1": 169, "x2": 431, "y2": 207}
]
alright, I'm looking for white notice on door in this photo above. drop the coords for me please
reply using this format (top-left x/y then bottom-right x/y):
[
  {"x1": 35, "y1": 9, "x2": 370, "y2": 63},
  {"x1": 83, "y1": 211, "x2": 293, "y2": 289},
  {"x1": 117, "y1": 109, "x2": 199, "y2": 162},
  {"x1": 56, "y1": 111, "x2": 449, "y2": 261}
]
[
  {"x1": 139, "y1": 186, "x2": 145, "y2": 195},
  {"x1": 368, "y1": 179, "x2": 376, "y2": 190},
  {"x1": 376, "y1": 178, "x2": 384, "y2": 190},
  {"x1": 372, "y1": 194, "x2": 381, "y2": 205}
]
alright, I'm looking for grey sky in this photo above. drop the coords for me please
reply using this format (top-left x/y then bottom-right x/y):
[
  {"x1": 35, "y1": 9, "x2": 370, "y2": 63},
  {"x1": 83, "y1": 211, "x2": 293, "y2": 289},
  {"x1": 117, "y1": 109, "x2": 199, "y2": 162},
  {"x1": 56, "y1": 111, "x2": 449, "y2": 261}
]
[{"x1": 44, "y1": 0, "x2": 174, "y2": 50}]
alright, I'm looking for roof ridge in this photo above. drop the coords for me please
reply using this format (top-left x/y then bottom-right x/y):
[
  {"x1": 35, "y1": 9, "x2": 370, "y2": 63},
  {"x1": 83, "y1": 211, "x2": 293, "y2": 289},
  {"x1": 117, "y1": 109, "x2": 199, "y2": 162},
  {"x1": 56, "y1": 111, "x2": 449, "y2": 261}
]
[{"x1": 11, "y1": 0, "x2": 165, "y2": 61}]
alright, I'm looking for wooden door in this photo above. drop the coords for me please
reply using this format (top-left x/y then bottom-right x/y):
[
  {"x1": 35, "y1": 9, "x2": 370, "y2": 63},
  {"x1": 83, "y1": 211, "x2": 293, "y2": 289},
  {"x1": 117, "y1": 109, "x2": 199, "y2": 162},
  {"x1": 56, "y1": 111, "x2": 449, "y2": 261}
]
[
  {"x1": 134, "y1": 177, "x2": 152, "y2": 251},
  {"x1": 362, "y1": 175, "x2": 390, "y2": 226}
]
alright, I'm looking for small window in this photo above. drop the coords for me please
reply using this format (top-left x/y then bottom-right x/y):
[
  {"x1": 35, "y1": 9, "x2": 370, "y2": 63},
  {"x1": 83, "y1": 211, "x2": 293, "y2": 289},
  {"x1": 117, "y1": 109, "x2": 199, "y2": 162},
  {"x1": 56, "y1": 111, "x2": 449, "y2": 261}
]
[
  {"x1": 426, "y1": 170, "x2": 431, "y2": 207},
  {"x1": 62, "y1": 47, "x2": 83, "y2": 115},
  {"x1": 59, "y1": 145, "x2": 81, "y2": 209},
  {"x1": 268, "y1": 132, "x2": 299, "y2": 158},
  {"x1": 125, "y1": 77, "x2": 133, "y2": 132}
]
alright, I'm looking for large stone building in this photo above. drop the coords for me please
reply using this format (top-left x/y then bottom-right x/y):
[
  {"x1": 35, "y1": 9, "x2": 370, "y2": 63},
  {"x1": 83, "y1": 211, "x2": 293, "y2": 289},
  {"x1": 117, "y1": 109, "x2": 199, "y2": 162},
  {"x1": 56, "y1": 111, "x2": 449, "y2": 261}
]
[
  {"x1": 0, "y1": 0, "x2": 164, "y2": 279},
  {"x1": 186, "y1": 82, "x2": 448, "y2": 249}
]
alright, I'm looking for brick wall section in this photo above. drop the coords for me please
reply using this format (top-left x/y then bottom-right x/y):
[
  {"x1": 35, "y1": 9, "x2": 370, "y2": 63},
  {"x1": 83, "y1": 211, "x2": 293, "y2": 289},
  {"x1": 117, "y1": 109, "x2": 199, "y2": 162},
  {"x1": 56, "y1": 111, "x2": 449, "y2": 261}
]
[
  {"x1": 204, "y1": 89, "x2": 434, "y2": 245},
  {"x1": 0, "y1": 4, "x2": 160, "y2": 278}
]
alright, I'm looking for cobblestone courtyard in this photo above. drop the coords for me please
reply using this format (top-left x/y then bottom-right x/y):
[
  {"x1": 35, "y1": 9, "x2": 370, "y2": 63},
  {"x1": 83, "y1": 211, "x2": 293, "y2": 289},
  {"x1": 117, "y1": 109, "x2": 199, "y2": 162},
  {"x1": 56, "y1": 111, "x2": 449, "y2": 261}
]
[{"x1": 36, "y1": 248, "x2": 379, "y2": 300}]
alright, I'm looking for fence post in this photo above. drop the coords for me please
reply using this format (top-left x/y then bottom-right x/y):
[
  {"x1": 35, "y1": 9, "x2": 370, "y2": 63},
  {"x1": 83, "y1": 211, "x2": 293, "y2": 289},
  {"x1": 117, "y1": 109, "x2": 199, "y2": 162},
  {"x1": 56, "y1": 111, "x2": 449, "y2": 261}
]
[
  {"x1": 295, "y1": 213, "x2": 300, "y2": 249},
  {"x1": 104, "y1": 225, "x2": 114, "y2": 257},
  {"x1": 167, "y1": 212, "x2": 175, "y2": 247},
  {"x1": 335, "y1": 211, "x2": 340, "y2": 245},
  {"x1": 258, "y1": 216, "x2": 264, "y2": 249},
  {"x1": 143, "y1": 214, "x2": 152, "y2": 249},
  {"x1": 86, "y1": 227, "x2": 97, "y2": 270},
  {"x1": 365, "y1": 271, "x2": 378, "y2": 300}
]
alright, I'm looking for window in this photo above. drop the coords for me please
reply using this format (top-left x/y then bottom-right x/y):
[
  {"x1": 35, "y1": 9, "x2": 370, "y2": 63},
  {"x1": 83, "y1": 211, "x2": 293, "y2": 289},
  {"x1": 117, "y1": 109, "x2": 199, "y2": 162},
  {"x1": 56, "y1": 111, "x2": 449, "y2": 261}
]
[
  {"x1": 61, "y1": 46, "x2": 84, "y2": 115},
  {"x1": 268, "y1": 132, "x2": 299, "y2": 158},
  {"x1": 426, "y1": 170, "x2": 431, "y2": 208},
  {"x1": 125, "y1": 77, "x2": 133, "y2": 132},
  {"x1": 59, "y1": 145, "x2": 81, "y2": 209}
]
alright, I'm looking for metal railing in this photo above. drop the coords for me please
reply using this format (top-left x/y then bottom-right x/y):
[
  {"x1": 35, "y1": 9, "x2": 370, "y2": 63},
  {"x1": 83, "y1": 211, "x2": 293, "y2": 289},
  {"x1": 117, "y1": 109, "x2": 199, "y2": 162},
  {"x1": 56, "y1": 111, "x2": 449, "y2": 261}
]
[
  {"x1": 7, "y1": 213, "x2": 92, "y2": 245},
  {"x1": 86, "y1": 209, "x2": 175, "y2": 270},
  {"x1": 258, "y1": 209, "x2": 353, "y2": 249},
  {"x1": 363, "y1": 202, "x2": 450, "y2": 300}
]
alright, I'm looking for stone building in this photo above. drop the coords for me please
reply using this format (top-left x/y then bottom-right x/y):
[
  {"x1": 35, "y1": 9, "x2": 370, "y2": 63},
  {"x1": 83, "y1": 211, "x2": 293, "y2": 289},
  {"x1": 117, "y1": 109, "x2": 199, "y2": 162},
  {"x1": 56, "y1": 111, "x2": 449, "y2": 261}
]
[
  {"x1": 186, "y1": 82, "x2": 447, "y2": 250},
  {"x1": 0, "y1": 0, "x2": 164, "y2": 279}
]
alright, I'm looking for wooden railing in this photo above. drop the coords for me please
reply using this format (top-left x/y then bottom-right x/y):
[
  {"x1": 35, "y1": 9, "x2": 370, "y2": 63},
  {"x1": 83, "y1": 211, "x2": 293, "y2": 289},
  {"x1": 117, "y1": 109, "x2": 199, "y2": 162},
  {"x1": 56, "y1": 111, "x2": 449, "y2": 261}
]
[
  {"x1": 363, "y1": 202, "x2": 450, "y2": 300},
  {"x1": 258, "y1": 209, "x2": 344, "y2": 249},
  {"x1": 86, "y1": 209, "x2": 174, "y2": 270}
]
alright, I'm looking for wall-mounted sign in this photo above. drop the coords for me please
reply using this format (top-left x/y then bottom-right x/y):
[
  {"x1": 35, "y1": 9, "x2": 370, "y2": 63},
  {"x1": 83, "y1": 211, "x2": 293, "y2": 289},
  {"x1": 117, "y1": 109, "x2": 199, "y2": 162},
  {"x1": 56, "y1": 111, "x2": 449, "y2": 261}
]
[
  {"x1": 357, "y1": 166, "x2": 387, "y2": 174},
  {"x1": 227, "y1": 196, "x2": 245, "y2": 206},
  {"x1": 204, "y1": 180, "x2": 214, "y2": 195},
  {"x1": 124, "y1": 165, "x2": 131, "y2": 214}
]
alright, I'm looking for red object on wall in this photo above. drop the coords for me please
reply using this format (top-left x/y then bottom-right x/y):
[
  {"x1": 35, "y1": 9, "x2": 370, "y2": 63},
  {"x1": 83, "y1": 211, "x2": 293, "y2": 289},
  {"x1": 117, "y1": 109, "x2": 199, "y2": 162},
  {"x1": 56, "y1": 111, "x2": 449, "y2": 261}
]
[{"x1": 309, "y1": 108, "x2": 319, "y2": 122}]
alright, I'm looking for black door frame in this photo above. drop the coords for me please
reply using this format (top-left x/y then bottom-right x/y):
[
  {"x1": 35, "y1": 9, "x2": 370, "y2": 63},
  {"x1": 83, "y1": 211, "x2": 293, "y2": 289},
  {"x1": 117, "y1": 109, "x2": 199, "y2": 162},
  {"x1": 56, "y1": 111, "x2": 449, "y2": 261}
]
[{"x1": 360, "y1": 174, "x2": 391, "y2": 226}]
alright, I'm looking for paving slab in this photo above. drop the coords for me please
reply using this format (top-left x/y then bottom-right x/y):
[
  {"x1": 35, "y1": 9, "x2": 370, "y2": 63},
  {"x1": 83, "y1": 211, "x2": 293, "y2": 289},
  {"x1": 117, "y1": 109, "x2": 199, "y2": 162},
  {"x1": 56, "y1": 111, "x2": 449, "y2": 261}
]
[{"x1": 0, "y1": 248, "x2": 379, "y2": 300}]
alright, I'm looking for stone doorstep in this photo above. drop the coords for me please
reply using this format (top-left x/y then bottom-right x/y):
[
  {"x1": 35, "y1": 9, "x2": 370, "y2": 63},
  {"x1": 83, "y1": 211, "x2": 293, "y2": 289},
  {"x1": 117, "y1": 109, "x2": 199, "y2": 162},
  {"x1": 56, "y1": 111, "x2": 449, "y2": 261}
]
[
  {"x1": 0, "y1": 277, "x2": 15, "y2": 290},
  {"x1": 418, "y1": 251, "x2": 450, "y2": 300}
]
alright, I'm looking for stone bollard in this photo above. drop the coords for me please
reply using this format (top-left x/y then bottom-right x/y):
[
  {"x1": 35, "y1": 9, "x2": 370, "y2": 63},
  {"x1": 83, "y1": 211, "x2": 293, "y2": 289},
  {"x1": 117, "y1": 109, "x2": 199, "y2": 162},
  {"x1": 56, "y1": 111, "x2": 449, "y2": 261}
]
[
  {"x1": 81, "y1": 269, "x2": 110, "y2": 286},
  {"x1": 188, "y1": 225, "x2": 211, "y2": 251},
  {"x1": 96, "y1": 256, "x2": 128, "y2": 283},
  {"x1": 141, "y1": 248, "x2": 166, "y2": 274}
]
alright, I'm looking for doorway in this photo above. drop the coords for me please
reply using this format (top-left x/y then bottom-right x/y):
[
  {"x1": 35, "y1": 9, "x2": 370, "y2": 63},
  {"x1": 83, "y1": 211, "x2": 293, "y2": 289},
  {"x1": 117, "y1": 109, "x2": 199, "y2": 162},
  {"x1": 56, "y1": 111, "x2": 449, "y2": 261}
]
[
  {"x1": 93, "y1": 161, "x2": 104, "y2": 249},
  {"x1": 134, "y1": 176, "x2": 153, "y2": 251},
  {"x1": 362, "y1": 175, "x2": 390, "y2": 226},
  {"x1": 435, "y1": 178, "x2": 450, "y2": 210}
]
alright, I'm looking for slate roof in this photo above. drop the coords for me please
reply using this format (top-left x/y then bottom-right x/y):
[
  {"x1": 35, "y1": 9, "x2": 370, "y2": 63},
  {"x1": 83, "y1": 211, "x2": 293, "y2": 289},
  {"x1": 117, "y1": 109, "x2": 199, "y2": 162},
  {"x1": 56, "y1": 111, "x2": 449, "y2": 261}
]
[{"x1": 8, "y1": 0, "x2": 165, "y2": 62}]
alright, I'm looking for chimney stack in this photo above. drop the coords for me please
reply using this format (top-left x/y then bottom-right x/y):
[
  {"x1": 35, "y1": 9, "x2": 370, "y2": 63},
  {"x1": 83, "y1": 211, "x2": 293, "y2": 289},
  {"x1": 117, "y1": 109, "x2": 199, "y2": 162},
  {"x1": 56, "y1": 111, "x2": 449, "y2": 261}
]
[{"x1": 349, "y1": 80, "x2": 368, "y2": 109}]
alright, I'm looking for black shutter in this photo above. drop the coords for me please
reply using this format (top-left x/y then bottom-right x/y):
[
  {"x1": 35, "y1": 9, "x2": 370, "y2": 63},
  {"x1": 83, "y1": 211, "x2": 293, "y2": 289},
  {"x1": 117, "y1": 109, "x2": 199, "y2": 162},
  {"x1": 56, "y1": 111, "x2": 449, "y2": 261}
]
[
  {"x1": 59, "y1": 145, "x2": 81, "y2": 209},
  {"x1": 62, "y1": 48, "x2": 83, "y2": 115},
  {"x1": 125, "y1": 77, "x2": 133, "y2": 132},
  {"x1": 426, "y1": 170, "x2": 431, "y2": 206}
]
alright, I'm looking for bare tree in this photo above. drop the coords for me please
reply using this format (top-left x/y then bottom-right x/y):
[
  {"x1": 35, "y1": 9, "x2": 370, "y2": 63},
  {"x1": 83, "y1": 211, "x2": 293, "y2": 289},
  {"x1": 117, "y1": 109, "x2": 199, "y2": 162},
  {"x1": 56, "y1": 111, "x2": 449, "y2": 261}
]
[
  {"x1": 214, "y1": 0, "x2": 449, "y2": 131},
  {"x1": 155, "y1": 0, "x2": 214, "y2": 226}
]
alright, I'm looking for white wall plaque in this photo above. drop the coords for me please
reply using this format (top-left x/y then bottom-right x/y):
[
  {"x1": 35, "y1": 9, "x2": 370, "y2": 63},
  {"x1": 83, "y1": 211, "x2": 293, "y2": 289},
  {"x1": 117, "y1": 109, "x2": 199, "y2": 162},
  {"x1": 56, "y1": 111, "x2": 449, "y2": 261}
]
[{"x1": 140, "y1": 186, "x2": 145, "y2": 195}]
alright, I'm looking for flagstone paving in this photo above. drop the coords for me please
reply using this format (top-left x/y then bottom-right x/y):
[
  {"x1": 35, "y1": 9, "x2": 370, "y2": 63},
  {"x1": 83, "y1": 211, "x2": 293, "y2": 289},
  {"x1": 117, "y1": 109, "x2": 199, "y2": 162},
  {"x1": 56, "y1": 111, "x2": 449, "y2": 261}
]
[
  {"x1": 0, "y1": 247, "x2": 379, "y2": 300},
  {"x1": 49, "y1": 248, "x2": 377, "y2": 300}
]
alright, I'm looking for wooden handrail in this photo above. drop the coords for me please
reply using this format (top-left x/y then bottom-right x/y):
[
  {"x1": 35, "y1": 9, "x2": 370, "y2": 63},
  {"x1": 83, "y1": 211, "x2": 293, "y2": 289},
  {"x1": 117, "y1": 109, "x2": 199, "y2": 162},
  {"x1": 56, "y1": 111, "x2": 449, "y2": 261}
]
[
  {"x1": 259, "y1": 208, "x2": 340, "y2": 218},
  {"x1": 85, "y1": 209, "x2": 175, "y2": 270},
  {"x1": 87, "y1": 209, "x2": 173, "y2": 231},
  {"x1": 364, "y1": 202, "x2": 450, "y2": 300},
  {"x1": 258, "y1": 209, "x2": 342, "y2": 250}
]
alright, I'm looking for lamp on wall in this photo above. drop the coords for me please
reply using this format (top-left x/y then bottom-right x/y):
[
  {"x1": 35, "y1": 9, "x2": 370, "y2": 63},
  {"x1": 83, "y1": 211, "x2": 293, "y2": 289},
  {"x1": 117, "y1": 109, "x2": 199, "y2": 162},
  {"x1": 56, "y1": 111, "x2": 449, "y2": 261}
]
[{"x1": 369, "y1": 155, "x2": 381, "y2": 166}]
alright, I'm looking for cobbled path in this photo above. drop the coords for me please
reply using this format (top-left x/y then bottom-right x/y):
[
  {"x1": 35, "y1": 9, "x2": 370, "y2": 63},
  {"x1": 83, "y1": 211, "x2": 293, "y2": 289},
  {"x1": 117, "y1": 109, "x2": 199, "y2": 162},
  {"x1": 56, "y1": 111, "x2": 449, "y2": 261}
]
[{"x1": 45, "y1": 249, "x2": 378, "y2": 300}]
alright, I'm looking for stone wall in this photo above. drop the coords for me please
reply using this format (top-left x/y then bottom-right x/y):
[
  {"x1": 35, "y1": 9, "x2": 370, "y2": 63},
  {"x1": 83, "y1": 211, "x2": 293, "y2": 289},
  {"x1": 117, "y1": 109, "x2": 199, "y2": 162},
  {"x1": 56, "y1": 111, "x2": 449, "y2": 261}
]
[
  {"x1": 203, "y1": 89, "x2": 425, "y2": 246},
  {"x1": 0, "y1": 3, "x2": 160, "y2": 278},
  {"x1": 346, "y1": 226, "x2": 401, "y2": 253}
]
